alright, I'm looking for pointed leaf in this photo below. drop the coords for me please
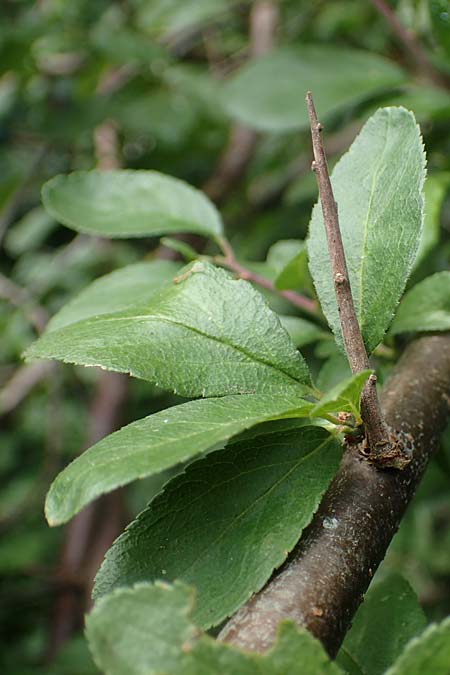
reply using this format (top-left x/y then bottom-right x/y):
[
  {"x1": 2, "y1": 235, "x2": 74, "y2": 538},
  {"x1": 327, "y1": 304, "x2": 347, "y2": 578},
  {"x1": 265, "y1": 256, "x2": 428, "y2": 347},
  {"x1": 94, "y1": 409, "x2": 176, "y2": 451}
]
[
  {"x1": 222, "y1": 46, "x2": 405, "y2": 132},
  {"x1": 386, "y1": 617, "x2": 450, "y2": 675},
  {"x1": 311, "y1": 370, "x2": 373, "y2": 423},
  {"x1": 48, "y1": 260, "x2": 181, "y2": 331},
  {"x1": 337, "y1": 575, "x2": 427, "y2": 675},
  {"x1": 42, "y1": 170, "x2": 223, "y2": 239},
  {"x1": 415, "y1": 173, "x2": 450, "y2": 267},
  {"x1": 316, "y1": 355, "x2": 352, "y2": 392},
  {"x1": 86, "y1": 581, "x2": 342, "y2": 675},
  {"x1": 266, "y1": 239, "x2": 313, "y2": 292},
  {"x1": 308, "y1": 107, "x2": 426, "y2": 354},
  {"x1": 276, "y1": 249, "x2": 312, "y2": 292},
  {"x1": 279, "y1": 316, "x2": 329, "y2": 348},
  {"x1": 45, "y1": 393, "x2": 313, "y2": 526},
  {"x1": 390, "y1": 271, "x2": 450, "y2": 335},
  {"x1": 26, "y1": 262, "x2": 311, "y2": 396},
  {"x1": 267, "y1": 240, "x2": 304, "y2": 272},
  {"x1": 93, "y1": 425, "x2": 340, "y2": 628}
]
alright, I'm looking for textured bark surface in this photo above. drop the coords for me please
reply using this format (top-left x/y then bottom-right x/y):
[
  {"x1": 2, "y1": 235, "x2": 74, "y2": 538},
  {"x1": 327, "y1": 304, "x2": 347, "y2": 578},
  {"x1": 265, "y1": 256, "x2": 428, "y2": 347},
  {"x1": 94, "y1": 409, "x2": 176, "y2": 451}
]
[{"x1": 219, "y1": 334, "x2": 450, "y2": 656}]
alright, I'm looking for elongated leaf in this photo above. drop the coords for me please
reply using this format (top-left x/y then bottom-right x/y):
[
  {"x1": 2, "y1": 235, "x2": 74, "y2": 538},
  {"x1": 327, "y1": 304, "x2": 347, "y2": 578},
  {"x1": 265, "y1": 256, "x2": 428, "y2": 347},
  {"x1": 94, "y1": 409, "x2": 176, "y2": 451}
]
[
  {"x1": 46, "y1": 393, "x2": 313, "y2": 526},
  {"x1": 26, "y1": 262, "x2": 311, "y2": 396},
  {"x1": 430, "y1": 0, "x2": 450, "y2": 58},
  {"x1": 316, "y1": 355, "x2": 352, "y2": 392},
  {"x1": 93, "y1": 425, "x2": 340, "y2": 628},
  {"x1": 4, "y1": 206, "x2": 56, "y2": 256},
  {"x1": 276, "y1": 249, "x2": 312, "y2": 292},
  {"x1": 308, "y1": 107, "x2": 426, "y2": 354},
  {"x1": 42, "y1": 170, "x2": 223, "y2": 239},
  {"x1": 48, "y1": 261, "x2": 181, "y2": 331},
  {"x1": 267, "y1": 239, "x2": 303, "y2": 273},
  {"x1": 266, "y1": 239, "x2": 312, "y2": 291},
  {"x1": 386, "y1": 617, "x2": 450, "y2": 675},
  {"x1": 390, "y1": 271, "x2": 450, "y2": 335},
  {"x1": 222, "y1": 46, "x2": 405, "y2": 132},
  {"x1": 86, "y1": 582, "x2": 342, "y2": 675},
  {"x1": 415, "y1": 173, "x2": 450, "y2": 267},
  {"x1": 279, "y1": 316, "x2": 329, "y2": 348},
  {"x1": 311, "y1": 370, "x2": 373, "y2": 423},
  {"x1": 337, "y1": 575, "x2": 427, "y2": 675}
]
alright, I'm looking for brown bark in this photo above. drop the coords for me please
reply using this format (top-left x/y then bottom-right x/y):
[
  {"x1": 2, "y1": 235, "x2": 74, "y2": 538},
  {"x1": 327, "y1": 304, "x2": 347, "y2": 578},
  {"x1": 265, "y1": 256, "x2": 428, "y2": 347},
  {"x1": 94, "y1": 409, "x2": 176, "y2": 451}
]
[
  {"x1": 219, "y1": 334, "x2": 450, "y2": 656},
  {"x1": 306, "y1": 92, "x2": 388, "y2": 452}
]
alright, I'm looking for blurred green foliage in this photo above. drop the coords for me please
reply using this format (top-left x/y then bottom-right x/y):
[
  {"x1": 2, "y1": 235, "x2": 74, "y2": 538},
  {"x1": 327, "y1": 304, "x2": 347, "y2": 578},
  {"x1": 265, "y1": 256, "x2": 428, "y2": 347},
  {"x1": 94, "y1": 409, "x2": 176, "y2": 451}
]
[{"x1": 1, "y1": 0, "x2": 450, "y2": 672}]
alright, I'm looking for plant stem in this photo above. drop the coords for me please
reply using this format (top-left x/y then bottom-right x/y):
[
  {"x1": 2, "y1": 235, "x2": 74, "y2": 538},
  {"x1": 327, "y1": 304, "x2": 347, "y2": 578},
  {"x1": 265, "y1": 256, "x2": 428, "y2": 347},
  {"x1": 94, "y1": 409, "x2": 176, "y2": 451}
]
[
  {"x1": 216, "y1": 237, "x2": 318, "y2": 316},
  {"x1": 219, "y1": 334, "x2": 450, "y2": 655},
  {"x1": 306, "y1": 92, "x2": 388, "y2": 451},
  {"x1": 370, "y1": 0, "x2": 449, "y2": 89}
]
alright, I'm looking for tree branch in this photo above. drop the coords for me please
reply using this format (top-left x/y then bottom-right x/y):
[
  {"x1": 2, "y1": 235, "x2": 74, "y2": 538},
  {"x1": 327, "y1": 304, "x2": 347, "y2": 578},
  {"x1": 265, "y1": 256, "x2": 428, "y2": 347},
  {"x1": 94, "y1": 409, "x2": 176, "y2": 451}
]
[
  {"x1": 219, "y1": 333, "x2": 450, "y2": 655},
  {"x1": 0, "y1": 272, "x2": 48, "y2": 333},
  {"x1": 215, "y1": 238, "x2": 318, "y2": 315},
  {"x1": 370, "y1": 0, "x2": 449, "y2": 89},
  {"x1": 306, "y1": 92, "x2": 388, "y2": 452},
  {"x1": 159, "y1": 1, "x2": 279, "y2": 262},
  {"x1": 203, "y1": 1, "x2": 279, "y2": 205},
  {"x1": 0, "y1": 361, "x2": 55, "y2": 415}
]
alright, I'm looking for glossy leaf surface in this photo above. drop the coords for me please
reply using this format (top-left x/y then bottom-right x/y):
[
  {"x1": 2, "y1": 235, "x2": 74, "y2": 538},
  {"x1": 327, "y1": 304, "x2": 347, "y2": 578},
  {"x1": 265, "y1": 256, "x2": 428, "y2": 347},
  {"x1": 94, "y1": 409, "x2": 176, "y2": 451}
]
[
  {"x1": 46, "y1": 393, "x2": 313, "y2": 526},
  {"x1": 94, "y1": 425, "x2": 340, "y2": 627},
  {"x1": 42, "y1": 170, "x2": 223, "y2": 239}
]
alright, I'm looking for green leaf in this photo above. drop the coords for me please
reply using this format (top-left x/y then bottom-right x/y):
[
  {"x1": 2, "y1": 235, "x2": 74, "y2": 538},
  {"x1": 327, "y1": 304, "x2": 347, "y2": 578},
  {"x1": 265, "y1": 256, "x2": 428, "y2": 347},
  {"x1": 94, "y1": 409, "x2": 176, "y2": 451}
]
[
  {"x1": 366, "y1": 86, "x2": 450, "y2": 123},
  {"x1": 266, "y1": 239, "x2": 303, "y2": 273},
  {"x1": 316, "y1": 355, "x2": 352, "y2": 392},
  {"x1": 86, "y1": 581, "x2": 343, "y2": 675},
  {"x1": 416, "y1": 174, "x2": 450, "y2": 267},
  {"x1": 93, "y1": 425, "x2": 340, "y2": 628},
  {"x1": 337, "y1": 575, "x2": 427, "y2": 675},
  {"x1": 160, "y1": 236, "x2": 199, "y2": 261},
  {"x1": 42, "y1": 170, "x2": 223, "y2": 240},
  {"x1": 4, "y1": 206, "x2": 56, "y2": 256},
  {"x1": 429, "y1": 0, "x2": 450, "y2": 58},
  {"x1": 311, "y1": 370, "x2": 373, "y2": 423},
  {"x1": 222, "y1": 46, "x2": 405, "y2": 132},
  {"x1": 386, "y1": 616, "x2": 450, "y2": 675},
  {"x1": 276, "y1": 249, "x2": 312, "y2": 291},
  {"x1": 308, "y1": 107, "x2": 426, "y2": 355},
  {"x1": 279, "y1": 316, "x2": 329, "y2": 349},
  {"x1": 266, "y1": 240, "x2": 313, "y2": 292},
  {"x1": 45, "y1": 393, "x2": 313, "y2": 526},
  {"x1": 390, "y1": 271, "x2": 450, "y2": 335},
  {"x1": 48, "y1": 261, "x2": 181, "y2": 332},
  {"x1": 87, "y1": 582, "x2": 198, "y2": 675},
  {"x1": 26, "y1": 262, "x2": 311, "y2": 396}
]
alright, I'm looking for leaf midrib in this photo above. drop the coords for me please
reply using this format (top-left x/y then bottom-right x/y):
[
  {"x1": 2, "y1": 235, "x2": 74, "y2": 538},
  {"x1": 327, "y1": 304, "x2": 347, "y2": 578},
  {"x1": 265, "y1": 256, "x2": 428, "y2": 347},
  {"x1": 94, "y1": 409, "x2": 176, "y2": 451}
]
[
  {"x1": 140, "y1": 434, "x2": 333, "y2": 587},
  {"x1": 91, "y1": 311, "x2": 307, "y2": 387},
  {"x1": 49, "y1": 399, "x2": 306, "y2": 521}
]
